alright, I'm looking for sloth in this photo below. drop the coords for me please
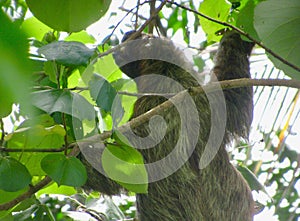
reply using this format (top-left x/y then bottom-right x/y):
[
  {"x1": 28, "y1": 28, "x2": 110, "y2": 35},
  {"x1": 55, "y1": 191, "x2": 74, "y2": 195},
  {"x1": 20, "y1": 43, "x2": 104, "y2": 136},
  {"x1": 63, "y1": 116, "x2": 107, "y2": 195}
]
[{"x1": 82, "y1": 30, "x2": 255, "y2": 221}]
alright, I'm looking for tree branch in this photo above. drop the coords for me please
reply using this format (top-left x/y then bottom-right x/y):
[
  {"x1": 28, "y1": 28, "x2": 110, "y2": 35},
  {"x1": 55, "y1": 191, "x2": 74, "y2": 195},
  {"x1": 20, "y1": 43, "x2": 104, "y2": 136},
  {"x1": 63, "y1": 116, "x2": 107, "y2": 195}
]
[
  {"x1": 77, "y1": 78, "x2": 300, "y2": 144},
  {"x1": 166, "y1": 0, "x2": 300, "y2": 73},
  {"x1": 1, "y1": 78, "x2": 299, "y2": 211}
]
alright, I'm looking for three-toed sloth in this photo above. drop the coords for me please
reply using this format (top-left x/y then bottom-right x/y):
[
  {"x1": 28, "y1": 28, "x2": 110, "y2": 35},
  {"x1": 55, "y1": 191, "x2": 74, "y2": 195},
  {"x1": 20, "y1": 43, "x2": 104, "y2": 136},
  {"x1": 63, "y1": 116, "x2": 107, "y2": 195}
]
[{"x1": 83, "y1": 30, "x2": 255, "y2": 221}]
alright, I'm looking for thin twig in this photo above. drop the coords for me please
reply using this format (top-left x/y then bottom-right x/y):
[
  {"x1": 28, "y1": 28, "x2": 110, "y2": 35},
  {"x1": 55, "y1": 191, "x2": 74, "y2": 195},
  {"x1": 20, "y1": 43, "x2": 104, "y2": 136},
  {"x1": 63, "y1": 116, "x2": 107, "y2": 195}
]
[
  {"x1": 166, "y1": 0, "x2": 300, "y2": 73},
  {"x1": 98, "y1": 0, "x2": 167, "y2": 59},
  {"x1": 148, "y1": 0, "x2": 157, "y2": 34},
  {"x1": 135, "y1": 0, "x2": 141, "y2": 29},
  {"x1": 61, "y1": 113, "x2": 69, "y2": 155},
  {"x1": 0, "y1": 146, "x2": 72, "y2": 153}
]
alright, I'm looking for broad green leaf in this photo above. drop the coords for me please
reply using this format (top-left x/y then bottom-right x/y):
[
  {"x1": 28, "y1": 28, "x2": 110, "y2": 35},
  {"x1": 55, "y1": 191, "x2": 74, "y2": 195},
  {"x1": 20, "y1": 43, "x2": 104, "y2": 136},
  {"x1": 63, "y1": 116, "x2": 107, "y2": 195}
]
[
  {"x1": 199, "y1": 0, "x2": 231, "y2": 42},
  {"x1": 31, "y1": 89, "x2": 95, "y2": 121},
  {"x1": 36, "y1": 182, "x2": 76, "y2": 197},
  {"x1": 111, "y1": 78, "x2": 137, "y2": 125},
  {"x1": 65, "y1": 31, "x2": 96, "y2": 44},
  {"x1": 94, "y1": 54, "x2": 122, "y2": 81},
  {"x1": 0, "y1": 11, "x2": 31, "y2": 118},
  {"x1": 67, "y1": 69, "x2": 81, "y2": 88},
  {"x1": 21, "y1": 17, "x2": 52, "y2": 40},
  {"x1": 0, "y1": 156, "x2": 32, "y2": 192},
  {"x1": 254, "y1": 0, "x2": 300, "y2": 79},
  {"x1": 6, "y1": 125, "x2": 65, "y2": 149},
  {"x1": 112, "y1": 130, "x2": 133, "y2": 147},
  {"x1": 38, "y1": 41, "x2": 95, "y2": 66},
  {"x1": 237, "y1": 164, "x2": 265, "y2": 192},
  {"x1": 102, "y1": 144, "x2": 148, "y2": 193},
  {"x1": 236, "y1": 0, "x2": 259, "y2": 41},
  {"x1": 41, "y1": 154, "x2": 87, "y2": 187},
  {"x1": 43, "y1": 60, "x2": 57, "y2": 83},
  {"x1": 6, "y1": 123, "x2": 65, "y2": 175},
  {"x1": 26, "y1": 0, "x2": 111, "y2": 32},
  {"x1": 89, "y1": 74, "x2": 120, "y2": 112}
]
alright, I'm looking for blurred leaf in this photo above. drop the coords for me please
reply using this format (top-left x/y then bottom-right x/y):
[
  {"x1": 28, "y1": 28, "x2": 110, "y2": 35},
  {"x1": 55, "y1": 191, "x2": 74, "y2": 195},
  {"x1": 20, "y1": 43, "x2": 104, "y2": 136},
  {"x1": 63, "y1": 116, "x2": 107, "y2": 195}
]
[
  {"x1": 254, "y1": 0, "x2": 300, "y2": 79},
  {"x1": 0, "y1": 11, "x2": 31, "y2": 117},
  {"x1": 31, "y1": 89, "x2": 95, "y2": 121},
  {"x1": 41, "y1": 154, "x2": 87, "y2": 187},
  {"x1": 193, "y1": 56, "x2": 205, "y2": 72},
  {"x1": 199, "y1": 0, "x2": 231, "y2": 42},
  {"x1": 102, "y1": 144, "x2": 148, "y2": 193},
  {"x1": 0, "y1": 156, "x2": 32, "y2": 192},
  {"x1": 26, "y1": 0, "x2": 111, "y2": 32},
  {"x1": 38, "y1": 41, "x2": 95, "y2": 66}
]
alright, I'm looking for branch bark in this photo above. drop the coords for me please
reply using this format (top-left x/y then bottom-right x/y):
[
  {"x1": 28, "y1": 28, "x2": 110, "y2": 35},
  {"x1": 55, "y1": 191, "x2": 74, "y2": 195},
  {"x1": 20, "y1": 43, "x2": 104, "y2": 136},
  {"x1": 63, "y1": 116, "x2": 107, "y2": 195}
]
[{"x1": 77, "y1": 78, "x2": 300, "y2": 144}]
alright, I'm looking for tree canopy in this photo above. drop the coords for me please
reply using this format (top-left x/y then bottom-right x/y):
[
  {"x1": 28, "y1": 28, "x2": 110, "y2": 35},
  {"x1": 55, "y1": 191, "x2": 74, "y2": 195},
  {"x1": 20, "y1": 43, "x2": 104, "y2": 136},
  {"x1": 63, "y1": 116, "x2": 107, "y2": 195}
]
[{"x1": 0, "y1": 0, "x2": 300, "y2": 220}]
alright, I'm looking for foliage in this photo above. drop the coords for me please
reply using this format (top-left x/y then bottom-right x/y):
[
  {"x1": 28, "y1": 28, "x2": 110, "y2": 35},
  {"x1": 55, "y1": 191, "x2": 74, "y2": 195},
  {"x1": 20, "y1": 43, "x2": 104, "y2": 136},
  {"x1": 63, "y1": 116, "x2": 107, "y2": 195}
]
[{"x1": 0, "y1": 0, "x2": 299, "y2": 220}]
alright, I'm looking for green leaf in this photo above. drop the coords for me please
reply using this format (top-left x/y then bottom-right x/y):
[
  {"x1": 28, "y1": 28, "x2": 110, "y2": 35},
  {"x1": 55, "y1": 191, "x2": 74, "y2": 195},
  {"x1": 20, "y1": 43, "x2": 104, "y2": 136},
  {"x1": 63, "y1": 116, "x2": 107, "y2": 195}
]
[
  {"x1": 65, "y1": 31, "x2": 96, "y2": 44},
  {"x1": 41, "y1": 154, "x2": 87, "y2": 187},
  {"x1": 6, "y1": 121, "x2": 65, "y2": 175},
  {"x1": 26, "y1": 0, "x2": 111, "y2": 32},
  {"x1": 21, "y1": 17, "x2": 52, "y2": 40},
  {"x1": 6, "y1": 125, "x2": 65, "y2": 149},
  {"x1": 89, "y1": 74, "x2": 121, "y2": 112},
  {"x1": 237, "y1": 164, "x2": 265, "y2": 192},
  {"x1": 254, "y1": 0, "x2": 300, "y2": 79},
  {"x1": 111, "y1": 79, "x2": 137, "y2": 125},
  {"x1": 236, "y1": 0, "x2": 259, "y2": 41},
  {"x1": 94, "y1": 53, "x2": 122, "y2": 81},
  {"x1": 0, "y1": 188, "x2": 28, "y2": 204},
  {"x1": 112, "y1": 130, "x2": 133, "y2": 147},
  {"x1": 102, "y1": 144, "x2": 148, "y2": 193},
  {"x1": 36, "y1": 183, "x2": 76, "y2": 197},
  {"x1": 43, "y1": 60, "x2": 57, "y2": 83},
  {"x1": 199, "y1": 0, "x2": 231, "y2": 42},
  {"x1": 0, "y1": 156, "x2": 32, "y2": 192},
  {"x1": 0, "y1": 11, "x2": 31, "y2": 117},
  {"x1": 38, "y1": 41, "x2": 95, "y2": 66},
  {"x1": 31, "y1": 89, "x2": 95, "y2": 121}
]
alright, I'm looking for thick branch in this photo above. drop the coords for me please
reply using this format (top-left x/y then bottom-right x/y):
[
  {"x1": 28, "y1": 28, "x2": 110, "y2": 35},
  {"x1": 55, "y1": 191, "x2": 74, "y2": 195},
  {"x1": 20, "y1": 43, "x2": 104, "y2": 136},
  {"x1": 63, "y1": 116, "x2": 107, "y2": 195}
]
[
  {"x1": 1, "y1": 78, "x2": 299, "y2": 211},
  {"x1": 78, "y1": 78, "x2": 300, "y2": 144}
]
